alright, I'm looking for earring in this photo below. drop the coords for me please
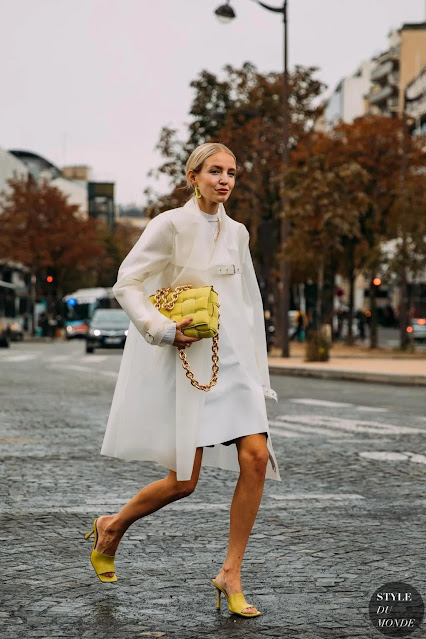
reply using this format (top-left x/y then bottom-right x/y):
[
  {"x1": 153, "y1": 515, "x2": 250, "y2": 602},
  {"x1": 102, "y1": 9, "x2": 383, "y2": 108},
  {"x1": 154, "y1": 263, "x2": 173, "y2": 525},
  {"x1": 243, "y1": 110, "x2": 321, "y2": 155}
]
[{"x1": 194, "y1": 185, "x2": 202, "y2": 199}]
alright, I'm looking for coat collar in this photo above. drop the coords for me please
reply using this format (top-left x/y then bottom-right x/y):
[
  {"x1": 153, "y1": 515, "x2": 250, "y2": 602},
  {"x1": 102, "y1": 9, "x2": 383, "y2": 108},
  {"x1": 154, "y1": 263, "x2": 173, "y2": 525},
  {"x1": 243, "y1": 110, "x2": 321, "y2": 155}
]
[
  {"x1": 182, "y1": 195, "x2": 226, "y2": 223},
  {"x1": 180, "y1": 196, "x2": 235, "y2": 268}
]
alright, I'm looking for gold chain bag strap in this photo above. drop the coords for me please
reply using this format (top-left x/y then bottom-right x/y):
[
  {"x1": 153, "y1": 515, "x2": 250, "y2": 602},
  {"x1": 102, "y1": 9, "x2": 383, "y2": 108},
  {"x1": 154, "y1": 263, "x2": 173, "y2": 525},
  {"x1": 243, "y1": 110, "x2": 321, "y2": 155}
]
[{"x1": 149, "y1": 285, "x2": 219, "y2": 391}]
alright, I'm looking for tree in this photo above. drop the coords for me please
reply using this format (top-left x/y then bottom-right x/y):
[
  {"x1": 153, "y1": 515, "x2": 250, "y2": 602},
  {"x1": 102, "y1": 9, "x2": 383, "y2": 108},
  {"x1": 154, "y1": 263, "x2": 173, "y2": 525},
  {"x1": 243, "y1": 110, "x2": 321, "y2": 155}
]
[
  {"x1": 147, "y1": 62, "x2": 327, "y2": 346},
  {"x1": 93, "y1": 222, "x2": 141, "y2": 288},
  {"x1": 331, "y1": 115, "x2": 425, "y2": 348},
  {"x1": 0, "y1": 176, "x2": 105, "y2": 331},
  {"x1": 285, "y1": 132, "x2": 369, "y2": 331},
  {"x1": 285, "y1": 115, "x2": 425, "y2": 349}
]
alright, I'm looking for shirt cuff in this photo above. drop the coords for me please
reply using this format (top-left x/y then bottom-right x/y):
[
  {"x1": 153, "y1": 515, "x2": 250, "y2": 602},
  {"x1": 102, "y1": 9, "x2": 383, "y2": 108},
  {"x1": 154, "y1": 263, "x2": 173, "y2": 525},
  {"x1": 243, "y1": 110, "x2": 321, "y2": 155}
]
[{"x1": 160, "y1": 323, "x2": 177, "y2": 345}]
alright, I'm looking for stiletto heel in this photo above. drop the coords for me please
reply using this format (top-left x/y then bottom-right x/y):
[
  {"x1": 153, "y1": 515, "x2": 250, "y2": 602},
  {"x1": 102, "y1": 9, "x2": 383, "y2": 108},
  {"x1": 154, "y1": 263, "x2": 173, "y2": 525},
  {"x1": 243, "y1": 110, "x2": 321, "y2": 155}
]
[
  {"x1": 212, "y1": 579, "x2": 261, "y2": 617},
  {"x1": 84, "y1": 518, "x2": 117, "y2": 583}
]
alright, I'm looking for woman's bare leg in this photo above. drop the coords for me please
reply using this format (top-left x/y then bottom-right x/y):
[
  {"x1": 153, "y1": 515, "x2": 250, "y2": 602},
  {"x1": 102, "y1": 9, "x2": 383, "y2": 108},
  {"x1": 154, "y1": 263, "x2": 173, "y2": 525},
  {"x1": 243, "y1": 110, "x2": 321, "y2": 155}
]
[
  {"x1": 93, "y1": 447, "x2": 204, "y2": 577},
  {"x1": 214, "y1": 433, "x2": 269, "y2": 614}
]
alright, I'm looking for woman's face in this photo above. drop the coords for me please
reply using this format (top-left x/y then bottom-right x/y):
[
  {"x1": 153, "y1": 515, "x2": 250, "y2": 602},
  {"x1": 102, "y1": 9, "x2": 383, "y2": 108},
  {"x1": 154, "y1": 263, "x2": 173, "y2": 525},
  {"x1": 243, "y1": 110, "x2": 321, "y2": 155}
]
[{"x1": 190, "y1": 151, "x2": 236, "y2": 204}]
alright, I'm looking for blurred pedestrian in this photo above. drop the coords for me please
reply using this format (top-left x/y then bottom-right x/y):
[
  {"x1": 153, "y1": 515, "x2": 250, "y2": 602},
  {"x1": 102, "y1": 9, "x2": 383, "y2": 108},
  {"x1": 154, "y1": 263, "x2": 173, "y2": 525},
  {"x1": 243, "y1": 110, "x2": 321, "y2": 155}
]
[
  {"x1": 291, "y1": 309, "x2": 307, "y2": 341},
  {"x1": 39, "y1": 312, "x2": 49, "y2": 337},
  {"x1": 85, "y1": 142, "x2": 281, "y2": 618},
  {"x1": 356, "y1": 309, "x2": 366, "y2": 341}
]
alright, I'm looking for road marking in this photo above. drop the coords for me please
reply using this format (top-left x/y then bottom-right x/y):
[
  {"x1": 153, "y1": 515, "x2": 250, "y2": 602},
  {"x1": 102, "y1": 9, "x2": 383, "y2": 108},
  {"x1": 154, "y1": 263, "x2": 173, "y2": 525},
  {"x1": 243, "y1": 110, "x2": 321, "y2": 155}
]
[
  {"x1": 48, "y1": 363, "x2": 118, "y2": 378},
  {"x1": 49, "y1": 363, "x2": 95, "y2": 374},
  {"x1": 46, "y1": 355, "x2": 71, "y2": 363},
  {"x1": 269, "y1": 426, "x2": 308, "y2": 438},
  {"x1": 291, "y1": 399, "x2": 353, "y2": 408},
  {"x1": 290, "y1": 398, "x2": 388, "y2": 412},
  {"x1": 78, "y1": 355, "x2": 108, "y2": 363},
  {"x1": 0, "y1": 354, "x2": 39, "y2": 363},
  {"x1": 359, "y1": 451, "x2": 409, "y2": 461},
  {"x1": 273, "y1": 415, "x2": 423, "y2": 435},
  {"x1": 269, "y1": 493, "x2": 364, "y2": 501},
  {"x1": 269, "y1": 421, "x2": 345, "y2": 438},
  {"x1": 359, "y1": 451, "x2": 426, "y2": 464}
]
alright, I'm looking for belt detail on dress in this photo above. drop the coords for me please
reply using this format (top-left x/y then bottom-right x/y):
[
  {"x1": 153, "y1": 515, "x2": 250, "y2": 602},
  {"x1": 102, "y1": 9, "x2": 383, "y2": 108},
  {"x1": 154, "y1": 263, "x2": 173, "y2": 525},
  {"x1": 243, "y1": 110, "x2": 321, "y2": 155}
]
[{"x1": 215, "y1": 264, "x2": 241, "y2": 275}]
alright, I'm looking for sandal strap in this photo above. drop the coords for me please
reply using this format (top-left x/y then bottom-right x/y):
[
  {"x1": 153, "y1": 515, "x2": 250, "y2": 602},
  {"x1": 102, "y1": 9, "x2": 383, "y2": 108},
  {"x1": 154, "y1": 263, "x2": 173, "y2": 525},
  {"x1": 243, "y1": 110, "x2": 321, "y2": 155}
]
[
  {"x1": 91, "y1": 549, "x2": 116, "y2": 574},
  {"x1": 228, "y1": 593, "x2": 254, "y2": 612}
]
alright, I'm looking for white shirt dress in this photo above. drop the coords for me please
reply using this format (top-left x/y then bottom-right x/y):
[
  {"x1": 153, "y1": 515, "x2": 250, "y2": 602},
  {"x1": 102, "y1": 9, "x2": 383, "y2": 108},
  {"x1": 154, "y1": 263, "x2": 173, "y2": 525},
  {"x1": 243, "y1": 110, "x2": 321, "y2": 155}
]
[
  {"x1": 191, "y1": 210, "x2": 268, "y2": 449},
  {"x1": 101, "y1": 197, "x2": 281, "y2": 481}
]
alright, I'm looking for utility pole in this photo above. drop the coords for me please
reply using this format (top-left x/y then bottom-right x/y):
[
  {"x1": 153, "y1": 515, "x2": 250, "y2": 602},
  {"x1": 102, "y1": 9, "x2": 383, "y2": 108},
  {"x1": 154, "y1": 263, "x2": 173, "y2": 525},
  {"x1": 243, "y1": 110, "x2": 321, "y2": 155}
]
[{"x1": 278, "y1": 0, "x2": 291, "y2": 357}]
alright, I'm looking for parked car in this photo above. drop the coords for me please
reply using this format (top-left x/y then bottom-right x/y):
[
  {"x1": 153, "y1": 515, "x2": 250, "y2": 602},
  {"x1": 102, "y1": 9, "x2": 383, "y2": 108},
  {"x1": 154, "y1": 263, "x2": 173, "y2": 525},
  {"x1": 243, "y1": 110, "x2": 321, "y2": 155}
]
[
  {"x1": 85, "y1": 309, "x2": 129, "y2": 354},
  {"x1": 9, "y1": 319, "x2": 24, "y2": 341},
  {"x1": 407, "y1": 318, "x2": 426, "y2": 342},
  {"x1": 0, "y1": 319, "x2": 11, "y2": 348},
  {"x1": 66, "y1": 320, "x2": 90, "y2": 339}
]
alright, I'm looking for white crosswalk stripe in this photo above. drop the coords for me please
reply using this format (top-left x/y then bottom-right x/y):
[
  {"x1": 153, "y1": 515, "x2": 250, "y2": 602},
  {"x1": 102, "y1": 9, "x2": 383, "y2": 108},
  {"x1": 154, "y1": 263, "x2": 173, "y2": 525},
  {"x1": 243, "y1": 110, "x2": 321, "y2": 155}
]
[
  {"x1": 50, "y1": 363, "x2": 95, "y2": 374},
  {"x1": 269, "y1": 414, "x2": 423, "y2": 438},
  {"x1": 0, "y1": 354, "x2": 38, "y2": 363},
  {"x1": 290, "y1": 398, "x2": 388, "y2": 412},
  {"x1": 269, "y1": 426, "x2": 308, "y2": 438},
  {"x1": 77, "y1": 355, "x2": 108, "y2": 364}
]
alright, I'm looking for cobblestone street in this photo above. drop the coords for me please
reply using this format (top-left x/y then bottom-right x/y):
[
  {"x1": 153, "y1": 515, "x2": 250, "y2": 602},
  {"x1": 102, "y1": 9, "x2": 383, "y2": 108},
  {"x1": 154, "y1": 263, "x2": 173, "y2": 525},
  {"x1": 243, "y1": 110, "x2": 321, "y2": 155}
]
[{"x1": 1, "y1": 340, "x2": 425, "y2": 638}]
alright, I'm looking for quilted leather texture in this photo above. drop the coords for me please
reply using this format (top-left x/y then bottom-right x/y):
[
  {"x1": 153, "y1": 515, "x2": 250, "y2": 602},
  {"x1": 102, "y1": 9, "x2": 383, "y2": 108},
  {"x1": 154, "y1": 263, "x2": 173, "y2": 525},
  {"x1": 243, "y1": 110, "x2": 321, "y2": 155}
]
[{"x1": 149, "y1": 285, "x2": 219, "y2": 338}]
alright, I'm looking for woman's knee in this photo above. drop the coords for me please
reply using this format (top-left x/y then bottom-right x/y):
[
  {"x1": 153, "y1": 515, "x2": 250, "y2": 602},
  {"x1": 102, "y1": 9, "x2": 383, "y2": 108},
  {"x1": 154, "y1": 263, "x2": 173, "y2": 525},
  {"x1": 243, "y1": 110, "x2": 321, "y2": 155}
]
[
  {"x1": 238, "y1": 444, "x2": 269, "y2": 475},
  {"x1": 166, "y1": 468, "x2": 199, "y2": 499},
  {"x1": 166, "y1": 448, "x2": 203, "y2": 499},
  {"x1": 168, "y1": 477, "x2": 198, "y2": 499}
]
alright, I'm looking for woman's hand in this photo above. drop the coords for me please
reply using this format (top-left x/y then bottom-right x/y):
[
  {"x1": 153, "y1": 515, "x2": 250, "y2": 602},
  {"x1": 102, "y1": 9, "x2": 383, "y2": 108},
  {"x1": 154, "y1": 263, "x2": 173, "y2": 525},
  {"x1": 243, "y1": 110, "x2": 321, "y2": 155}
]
[{"x1": 173, "y1": 318, "x2": 201, "y2": 349}]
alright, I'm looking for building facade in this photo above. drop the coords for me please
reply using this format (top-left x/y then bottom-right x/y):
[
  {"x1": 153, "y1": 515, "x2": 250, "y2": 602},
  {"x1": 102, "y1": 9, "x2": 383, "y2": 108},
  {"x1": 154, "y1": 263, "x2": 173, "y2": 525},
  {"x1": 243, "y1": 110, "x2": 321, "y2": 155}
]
[
  {"x1": 324, "y1": 60, "x2": 374, "y2": 127},
  {"x1": 0, "y1": 147, "x2": 28, "y2": 194},
  {"x1": 367, "y1": 23, "x2": 426, "y2": 118},
  {"x1": 405, "y1": 65, "x2": 426, "y2": 136}
]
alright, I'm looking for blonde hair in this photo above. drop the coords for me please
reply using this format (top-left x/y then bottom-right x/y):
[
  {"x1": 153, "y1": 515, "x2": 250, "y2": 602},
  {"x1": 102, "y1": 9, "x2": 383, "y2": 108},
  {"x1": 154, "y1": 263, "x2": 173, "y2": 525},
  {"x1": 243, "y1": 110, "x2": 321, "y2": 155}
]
[{"x1": 185, "y1": 142, "x2": 236, "y2": 191}]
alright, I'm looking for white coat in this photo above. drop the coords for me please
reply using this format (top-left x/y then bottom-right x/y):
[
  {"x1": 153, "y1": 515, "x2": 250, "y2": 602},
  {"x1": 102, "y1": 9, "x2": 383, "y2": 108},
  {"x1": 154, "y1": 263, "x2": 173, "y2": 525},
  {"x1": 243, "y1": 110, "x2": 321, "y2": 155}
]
[{"x1": 101, "y1": 195, "x2": 281, "y2": 481}]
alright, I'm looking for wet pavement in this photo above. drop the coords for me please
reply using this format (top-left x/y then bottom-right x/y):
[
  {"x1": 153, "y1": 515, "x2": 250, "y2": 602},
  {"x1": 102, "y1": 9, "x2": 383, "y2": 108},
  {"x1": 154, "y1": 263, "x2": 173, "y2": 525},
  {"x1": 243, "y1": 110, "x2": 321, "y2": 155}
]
[{"x1": 1, "y1": 340, "x2": 425, "y2": 638}]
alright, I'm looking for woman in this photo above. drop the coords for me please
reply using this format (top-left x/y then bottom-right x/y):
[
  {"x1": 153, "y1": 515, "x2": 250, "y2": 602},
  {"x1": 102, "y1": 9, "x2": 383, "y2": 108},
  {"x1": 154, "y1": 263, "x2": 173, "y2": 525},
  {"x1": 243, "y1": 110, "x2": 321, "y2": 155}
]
[{"x1": 85, "y1": 142, "x2": 281, "y2": 618}]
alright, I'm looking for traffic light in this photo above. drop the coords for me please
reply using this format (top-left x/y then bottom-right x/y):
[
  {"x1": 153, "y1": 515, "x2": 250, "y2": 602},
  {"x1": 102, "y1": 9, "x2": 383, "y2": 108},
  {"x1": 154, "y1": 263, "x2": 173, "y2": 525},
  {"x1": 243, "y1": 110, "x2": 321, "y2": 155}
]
[
  {"x1": 46, "y1": 275, "x2": 53, "y2": 283},
  {"x1": 373, "y1": 277, "x2": 382, "y2": 286}
]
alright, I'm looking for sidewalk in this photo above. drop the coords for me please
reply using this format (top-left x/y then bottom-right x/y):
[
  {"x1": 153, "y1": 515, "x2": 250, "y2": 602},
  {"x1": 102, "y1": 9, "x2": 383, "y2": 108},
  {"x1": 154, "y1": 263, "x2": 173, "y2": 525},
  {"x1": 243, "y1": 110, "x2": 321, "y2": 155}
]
[{"x1": 268, "y1": 343, "x2": 426, "y2": 386}]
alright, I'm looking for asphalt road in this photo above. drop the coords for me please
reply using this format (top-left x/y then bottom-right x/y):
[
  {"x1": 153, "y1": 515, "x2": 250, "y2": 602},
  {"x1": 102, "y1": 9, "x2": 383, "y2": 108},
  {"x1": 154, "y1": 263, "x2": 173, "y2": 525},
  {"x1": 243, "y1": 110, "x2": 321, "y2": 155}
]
[{"x1": 1, "y1": 340, "x2": 425, "y2": 639}]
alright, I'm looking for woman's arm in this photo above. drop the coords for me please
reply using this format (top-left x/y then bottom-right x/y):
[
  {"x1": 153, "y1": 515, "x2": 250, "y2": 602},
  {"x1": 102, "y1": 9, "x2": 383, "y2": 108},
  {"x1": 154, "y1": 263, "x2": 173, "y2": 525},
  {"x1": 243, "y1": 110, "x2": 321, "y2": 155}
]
[{"x1": 112, "y1": 214, "x2": 176, "y2": 346}]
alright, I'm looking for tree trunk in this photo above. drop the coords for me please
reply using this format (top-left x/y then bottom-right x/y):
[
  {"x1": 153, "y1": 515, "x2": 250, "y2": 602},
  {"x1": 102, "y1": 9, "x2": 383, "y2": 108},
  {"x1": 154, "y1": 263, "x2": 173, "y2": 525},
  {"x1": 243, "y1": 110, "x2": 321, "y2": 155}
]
[
  {"x1": 399, "y1": 263, "x2": 410, "y2": 350},
  {"x1": 346, "y1": 244, "x2": 355, "y2": 346},
  {"x1": 323, "y1": 258, "x2": 336, "y2": 329},
  {"x1": 347, "y1": 271, "x2": 355, "y2": 346},
  {"x1": 369, "y1": 277, "x2": 378, "y2": 349},
  {"x1": 316, "y1": 258, "x2": 324, "y2": 326},
  {"x1": 30, "y1": 271, "x2": 37, "y2": 336}
]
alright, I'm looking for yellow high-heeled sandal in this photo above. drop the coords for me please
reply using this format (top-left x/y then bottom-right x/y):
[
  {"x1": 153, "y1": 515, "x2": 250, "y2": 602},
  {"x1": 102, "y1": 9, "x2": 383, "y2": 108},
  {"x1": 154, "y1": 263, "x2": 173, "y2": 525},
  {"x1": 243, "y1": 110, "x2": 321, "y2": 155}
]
[
  {"x1": 84, "y1": 518, "x2": 117, "y2": 583},
  {"x1": 212, "y1": 579, "x2": 261, "y2": 617}
]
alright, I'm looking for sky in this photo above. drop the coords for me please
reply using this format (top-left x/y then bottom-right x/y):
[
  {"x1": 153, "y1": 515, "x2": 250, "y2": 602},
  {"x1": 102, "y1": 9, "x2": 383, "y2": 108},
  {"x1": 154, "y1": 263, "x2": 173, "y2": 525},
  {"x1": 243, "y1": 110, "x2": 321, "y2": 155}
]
[{"x1": 0, "y1": 0, "x2": 424, "y2": 206}]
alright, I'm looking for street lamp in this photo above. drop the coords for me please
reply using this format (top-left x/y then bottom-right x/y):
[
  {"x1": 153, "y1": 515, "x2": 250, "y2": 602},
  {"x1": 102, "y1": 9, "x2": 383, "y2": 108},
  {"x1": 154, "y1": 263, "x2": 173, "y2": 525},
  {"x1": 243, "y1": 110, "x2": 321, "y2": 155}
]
[
  {"x1": 214, "y1": 0, "x2": 291, "y2": 356},
  {"x1": 215, "y1": 1, "x2": 236, "y2": 23}
]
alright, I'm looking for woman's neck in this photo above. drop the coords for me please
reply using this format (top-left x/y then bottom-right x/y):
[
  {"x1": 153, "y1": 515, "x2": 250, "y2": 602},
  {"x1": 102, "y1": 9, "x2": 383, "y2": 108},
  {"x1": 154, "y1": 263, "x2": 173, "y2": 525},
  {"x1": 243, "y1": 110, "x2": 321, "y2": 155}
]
[{"x1": 196, "y1": 197, "x2": 219, "y2": 215}]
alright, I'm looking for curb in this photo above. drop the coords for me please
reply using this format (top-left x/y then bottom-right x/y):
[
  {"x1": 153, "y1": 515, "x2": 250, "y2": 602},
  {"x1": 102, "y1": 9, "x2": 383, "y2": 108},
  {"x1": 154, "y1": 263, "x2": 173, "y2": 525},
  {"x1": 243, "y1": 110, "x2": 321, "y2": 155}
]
[{"x1": 268, "y1": 365, "x2": 426, "y2": 387}]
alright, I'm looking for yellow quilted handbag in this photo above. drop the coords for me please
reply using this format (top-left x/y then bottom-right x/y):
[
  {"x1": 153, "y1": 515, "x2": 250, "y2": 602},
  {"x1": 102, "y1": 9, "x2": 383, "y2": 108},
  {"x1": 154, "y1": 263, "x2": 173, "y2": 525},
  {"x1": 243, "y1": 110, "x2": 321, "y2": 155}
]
[{"x1": 149, "y1": 285, "x2": 219, "y2": 391}]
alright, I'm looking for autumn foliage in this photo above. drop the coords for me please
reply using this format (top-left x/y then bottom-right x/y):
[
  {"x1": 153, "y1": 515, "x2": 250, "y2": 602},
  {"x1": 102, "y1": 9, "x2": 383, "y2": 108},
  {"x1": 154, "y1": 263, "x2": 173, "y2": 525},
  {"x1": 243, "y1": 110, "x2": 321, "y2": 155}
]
[
  {"x1": 0, "y1": 176, "x2": 139, "y2": 301},
  {"x1": 148, "y1": 61, "x2": 426, "y2": 348}
]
